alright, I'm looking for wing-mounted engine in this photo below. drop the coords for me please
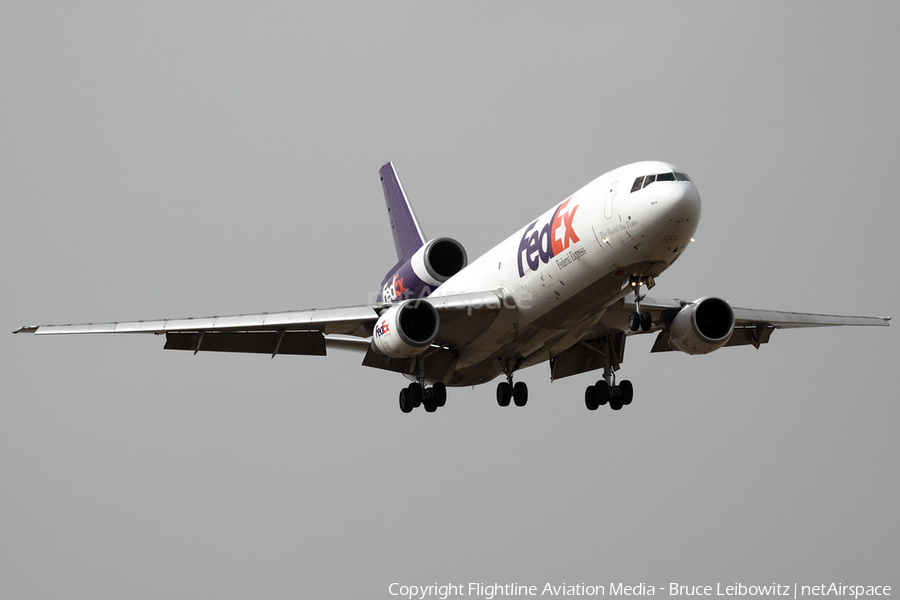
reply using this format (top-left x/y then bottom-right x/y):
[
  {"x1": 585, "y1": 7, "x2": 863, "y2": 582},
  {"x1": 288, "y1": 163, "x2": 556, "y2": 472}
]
[
  {"x1": 371, "y1": 299, "x2": 440, "y2": 358},
  {"x1": 667, "y1": 296, "x2": 735, "y2": 354},
  {"x1": 378, "y1": 237, "x2": 467, "y2": 302}
]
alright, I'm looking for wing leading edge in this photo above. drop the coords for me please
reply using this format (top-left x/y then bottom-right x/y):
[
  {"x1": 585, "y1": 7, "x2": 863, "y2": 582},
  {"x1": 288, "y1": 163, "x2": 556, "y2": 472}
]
[{"x1": 14, "y1": 305, "x2": 379, "y2": 337}]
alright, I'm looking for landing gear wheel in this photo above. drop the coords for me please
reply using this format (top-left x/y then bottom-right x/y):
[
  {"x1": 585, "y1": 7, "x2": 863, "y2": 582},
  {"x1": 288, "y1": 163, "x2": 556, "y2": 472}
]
[
  {"x1": 609, "y1": 396, "x2": 623, "y2": 411},
  {"x1": 399, "y1": 388, "x2": 414, "y2": 413},
  {"x1": 423, "y1": 396, "x2": 437, "y2": 412},
  {"x1": 619, "y1": 380, "x2": 633, "y2": 405},
  {"x1": 432, "y1": 382, "x2": 447, "y2": 408},
  {"x1": 628, "y1": 311, "x2": 641, "y2": 332},
  {"x1": 595, "y1": 380, "x2": 610, "y2": 405},
  {"x1": 408, "y1": 382, "x2": 423, "y2": 408},
  {"x1": 585, "y1": 386, "x2": 599, "y2": 410},
  {"x1": 640, "y1": 312, "x2": 653, "y2": 332},
  {"x1": 496, "y1": 381, "x2": 512, "y2": 407},
  {"x1": 513, "y1": 381, "x2": 528, "y2": 407}
]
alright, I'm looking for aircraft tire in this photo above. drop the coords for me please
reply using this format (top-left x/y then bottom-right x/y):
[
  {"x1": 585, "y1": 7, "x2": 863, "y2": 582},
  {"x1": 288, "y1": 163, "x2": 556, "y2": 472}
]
[
  {"x1": 408, "y1": 382, "x2": 424, "y2": 408},
  {"x1": 619, "y1": 380, "x2": 634, "y2": 405},
  {"x1": 628, "y1": 311, "x2": 641, "y2": 331},
  {"x1": 496, "y1": 382, "x2": 512, "y2": 407},
  {"x1": 513, "y1": 382, "x2": 528, "y2": 407},
  {"x1": 609, "y1": 396, "x2": 623, "y2": 411},
  {"x1": 423, "y1": 397, "x2": 437, "y2": 413},
  {"x1": 640, "y1": 312, "x2": 653, "y2": 331},
  {"x1": 595, "y1": 380, "x2": 610, "y2": 405},
  {"x1": 399, "y1": 388, "x2": 414, "y2": 413},
  {"x1": 585, "y1": 386, "x2": 599, "y2": 410},
  {"x1": 433, "y1": 383, "x2": 447, "y2": 407}
]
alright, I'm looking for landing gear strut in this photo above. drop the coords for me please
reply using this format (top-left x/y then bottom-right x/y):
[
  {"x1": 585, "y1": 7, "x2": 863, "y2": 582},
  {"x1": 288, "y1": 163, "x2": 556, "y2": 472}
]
[{"x1": 583, "y1": 335, "x2": 634, "y2": 412}]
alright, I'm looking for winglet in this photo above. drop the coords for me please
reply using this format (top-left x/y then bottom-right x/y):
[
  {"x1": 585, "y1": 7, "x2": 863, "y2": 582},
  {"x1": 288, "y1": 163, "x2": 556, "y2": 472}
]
[
  {"x1": 380, "y1": 162, "x2": 426, "y2": 262},
  {"x1": 13, "y1": 326, "x2": 38, "y2": 334}
]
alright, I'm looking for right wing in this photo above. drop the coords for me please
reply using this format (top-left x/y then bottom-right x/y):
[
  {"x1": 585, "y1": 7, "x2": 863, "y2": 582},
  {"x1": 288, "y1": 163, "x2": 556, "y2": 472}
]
[
  {"x1": 13, "y1": 290, "x2": 509, "y2": 361},
  {"x1": 14, "y1": 305, "x2": 381, "y2": 356}
]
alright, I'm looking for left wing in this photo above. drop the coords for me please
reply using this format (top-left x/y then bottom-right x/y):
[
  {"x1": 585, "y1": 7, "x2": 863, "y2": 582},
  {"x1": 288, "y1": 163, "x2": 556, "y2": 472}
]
[
  {"x1": 641, "y1": 297, "x2": 891, "y2": 353},
  {"x1": 550, "y1": 296, "x2": 890, "y2": 380}
]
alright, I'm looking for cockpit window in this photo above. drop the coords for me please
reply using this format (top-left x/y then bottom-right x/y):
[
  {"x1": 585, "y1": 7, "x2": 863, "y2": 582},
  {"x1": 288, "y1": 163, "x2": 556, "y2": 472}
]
[{"x1": 630, "y1": 171, "x2": 691, "y2": 192}]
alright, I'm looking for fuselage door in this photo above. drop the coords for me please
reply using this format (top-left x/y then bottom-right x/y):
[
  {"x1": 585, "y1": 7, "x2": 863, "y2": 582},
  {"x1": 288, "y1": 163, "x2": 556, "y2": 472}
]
[{"x1": 604, "y1": 181, "x2": 618, "y2": 220}]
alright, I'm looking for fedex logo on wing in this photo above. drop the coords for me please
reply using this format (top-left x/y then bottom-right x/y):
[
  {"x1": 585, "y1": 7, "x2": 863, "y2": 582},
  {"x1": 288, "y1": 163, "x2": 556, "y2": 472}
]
[{"x1": 517, "y1": 198, "x2": 580, "y2": 277}]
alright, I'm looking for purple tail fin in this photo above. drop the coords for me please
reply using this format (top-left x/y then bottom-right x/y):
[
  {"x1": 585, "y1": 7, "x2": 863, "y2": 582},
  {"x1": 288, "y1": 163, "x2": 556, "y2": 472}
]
[{"x1": 380, "y1": 162, "x2": 425, "y2": 262}]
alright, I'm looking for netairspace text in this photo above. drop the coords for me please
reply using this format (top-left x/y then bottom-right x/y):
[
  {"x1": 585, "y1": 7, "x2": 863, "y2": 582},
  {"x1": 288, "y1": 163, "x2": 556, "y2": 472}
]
[{"x1": 388, "y1": 583, "x2": 892, "y2": 600}]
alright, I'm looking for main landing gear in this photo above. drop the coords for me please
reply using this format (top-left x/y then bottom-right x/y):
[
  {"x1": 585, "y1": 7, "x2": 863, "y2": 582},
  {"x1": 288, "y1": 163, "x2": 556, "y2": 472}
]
[
  {"x1": 584, "y1": 378, "x2": 633, "y2": 411},
  {"x1": 496, "y1": 361, "x2": 528, "y2": 407},
  {"x1": 582, "y1": 334, "x2": 635, "y2": 412},
  {"x1": 399, "y1": 381, "x2": 447, "y2": 413},
  {"x1": 398, "y1": 354, "x2": 447, "y2": 413},
  {"x1": 496, "y1": 379, "x2": 528, "y2": 407}
]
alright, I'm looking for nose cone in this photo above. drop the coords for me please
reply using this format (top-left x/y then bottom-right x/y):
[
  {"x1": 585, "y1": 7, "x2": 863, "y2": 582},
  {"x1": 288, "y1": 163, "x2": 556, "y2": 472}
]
[
  {"x1": 633, "y1": 180, "x2": 701, "y2": 263},
  {"x1": 659, "y1": 181, "x2": 701, "y2": 235}
]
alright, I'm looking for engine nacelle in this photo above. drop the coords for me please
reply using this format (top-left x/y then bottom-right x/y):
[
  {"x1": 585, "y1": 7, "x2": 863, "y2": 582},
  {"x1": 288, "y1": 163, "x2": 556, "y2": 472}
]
[
  {"x1": 371, "y1": 299, "x2": 440, "y2": 358},
  {"x1": 378, "y1": 237, "x2": 467, "y2": 302},
  {"x1": 668, "y1": 297, "x2": 735, "y2": 355}
]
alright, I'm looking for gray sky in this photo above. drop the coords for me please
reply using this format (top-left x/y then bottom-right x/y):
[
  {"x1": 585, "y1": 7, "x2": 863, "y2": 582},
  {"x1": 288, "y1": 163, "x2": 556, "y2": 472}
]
[{"x1": 3, "y1": 2, "x2": 898, "y2": 598}]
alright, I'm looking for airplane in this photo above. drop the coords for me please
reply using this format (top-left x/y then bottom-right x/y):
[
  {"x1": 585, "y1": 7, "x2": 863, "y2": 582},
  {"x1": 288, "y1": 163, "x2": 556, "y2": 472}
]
[{"x1": 14, "y1": 161, "x2": 891, "y2": 413}]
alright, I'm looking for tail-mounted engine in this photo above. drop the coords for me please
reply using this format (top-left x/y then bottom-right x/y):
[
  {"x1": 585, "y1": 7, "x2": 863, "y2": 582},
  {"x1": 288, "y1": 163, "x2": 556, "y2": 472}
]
[
  {"x1": 668, "y1": 297, "x2": 735, "y2": 354},
  {"x1": 378, "y1": 238, "x2": 467, "y2": 302},
  {"x1": 371, "y1": 299, "x2": 440, "y2": 358}
]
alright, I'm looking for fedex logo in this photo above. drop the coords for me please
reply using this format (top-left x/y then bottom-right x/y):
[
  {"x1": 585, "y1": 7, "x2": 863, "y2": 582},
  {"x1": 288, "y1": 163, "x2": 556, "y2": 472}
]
[
  {"x1": 517, "y1": 198, "x2": 580, "y2": 277},
  {"x1": 375, "y1": 319, "x2": 390, "y2": 338},
  {"x1": 381, "y1": 273, "x2": 408, "y2": 303}
]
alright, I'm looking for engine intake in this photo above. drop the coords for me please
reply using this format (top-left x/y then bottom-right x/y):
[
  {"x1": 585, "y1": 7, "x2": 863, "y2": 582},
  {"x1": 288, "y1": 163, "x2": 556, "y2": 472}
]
[
  {"x1": 419, "y1": 238, "x2": 467, "y2": 281},
  {"x1": 371, "y1": 299, "x2": 440, "y2": 358},
  {"x1": 668, "y1": 296, "x2": 735, "y2": 355},
  {"x1": 379, "y1": 238, "x2": 468, "y2": 302}
]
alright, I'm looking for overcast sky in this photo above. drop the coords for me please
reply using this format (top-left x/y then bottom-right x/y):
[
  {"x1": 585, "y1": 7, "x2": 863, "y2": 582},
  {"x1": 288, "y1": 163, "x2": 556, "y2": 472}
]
[{"x1": 2, "y1": 2, "x2": 898, "y2": 598}]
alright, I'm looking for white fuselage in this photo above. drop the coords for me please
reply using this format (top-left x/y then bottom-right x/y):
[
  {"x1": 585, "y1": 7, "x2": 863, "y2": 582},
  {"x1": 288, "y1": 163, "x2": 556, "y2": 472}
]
[{"x1": 429, "y1": 161, "x2": 701, "y2": 384}]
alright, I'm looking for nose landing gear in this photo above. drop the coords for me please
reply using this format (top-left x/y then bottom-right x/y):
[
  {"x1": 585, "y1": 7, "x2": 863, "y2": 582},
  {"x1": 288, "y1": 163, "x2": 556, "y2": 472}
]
[
  {"x1": 628, "y1": 276, "x2": 654, "y2": 332},
  {"x1": 628, "y1": 311, "x2": 653, "y2": 332}
]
